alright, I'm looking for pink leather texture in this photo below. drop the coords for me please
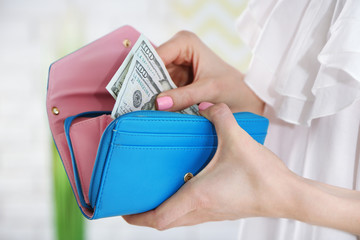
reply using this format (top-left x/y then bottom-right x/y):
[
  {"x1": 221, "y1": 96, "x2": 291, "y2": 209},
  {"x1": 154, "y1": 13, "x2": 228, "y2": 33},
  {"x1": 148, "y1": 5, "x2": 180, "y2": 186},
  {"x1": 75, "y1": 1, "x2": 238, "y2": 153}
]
[
  {"x1": 46, "y1": 26, "x2": 141, "y2": 217},
  {"x1": 69, "y1": 114, "x2": 113, "y2": 204}
]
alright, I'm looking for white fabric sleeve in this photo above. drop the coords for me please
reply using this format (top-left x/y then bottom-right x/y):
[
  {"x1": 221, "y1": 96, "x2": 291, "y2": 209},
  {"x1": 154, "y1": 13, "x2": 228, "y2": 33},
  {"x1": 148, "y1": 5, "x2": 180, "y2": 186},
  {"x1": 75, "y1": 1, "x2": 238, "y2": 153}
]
[{"x1": 236, "y1": 0, "x2": 360, "y2": 126}]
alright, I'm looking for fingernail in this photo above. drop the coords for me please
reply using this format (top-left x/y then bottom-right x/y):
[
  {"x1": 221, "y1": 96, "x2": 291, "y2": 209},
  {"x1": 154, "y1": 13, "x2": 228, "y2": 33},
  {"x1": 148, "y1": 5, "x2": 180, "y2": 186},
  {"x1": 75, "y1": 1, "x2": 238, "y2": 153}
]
[
  {"x1": 156, "y1": 96, "x2": 173, "y2": 110},
  {"x1": 199, "y1": 102, "x2": 214, "y2": 111}
]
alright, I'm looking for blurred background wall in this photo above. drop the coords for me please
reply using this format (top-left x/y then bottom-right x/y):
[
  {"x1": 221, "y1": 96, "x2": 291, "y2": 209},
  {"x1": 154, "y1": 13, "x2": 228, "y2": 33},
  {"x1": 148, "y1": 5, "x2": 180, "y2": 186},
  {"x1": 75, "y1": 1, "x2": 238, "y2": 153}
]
[{"x1": 0, "y1": 0, "x2": 251, "y2": 239}]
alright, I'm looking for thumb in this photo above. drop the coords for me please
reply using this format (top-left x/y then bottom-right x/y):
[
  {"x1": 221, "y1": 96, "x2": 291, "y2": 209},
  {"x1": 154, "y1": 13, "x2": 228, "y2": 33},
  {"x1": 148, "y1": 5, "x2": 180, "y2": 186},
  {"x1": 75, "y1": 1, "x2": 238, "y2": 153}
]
[
  {"x1": 156, "y1": 80, "x2": 212, "y2": 112},
  {"x1": 199, "y1": 102, "x2": 240, "y2": 141}
]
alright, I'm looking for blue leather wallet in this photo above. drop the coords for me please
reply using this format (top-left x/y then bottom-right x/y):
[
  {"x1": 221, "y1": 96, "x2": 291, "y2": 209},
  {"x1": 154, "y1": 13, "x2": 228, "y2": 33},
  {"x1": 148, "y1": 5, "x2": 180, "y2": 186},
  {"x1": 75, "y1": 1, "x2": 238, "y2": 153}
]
[{"x1": 64, "y1": 110, "x2": 268, "y2": 219}]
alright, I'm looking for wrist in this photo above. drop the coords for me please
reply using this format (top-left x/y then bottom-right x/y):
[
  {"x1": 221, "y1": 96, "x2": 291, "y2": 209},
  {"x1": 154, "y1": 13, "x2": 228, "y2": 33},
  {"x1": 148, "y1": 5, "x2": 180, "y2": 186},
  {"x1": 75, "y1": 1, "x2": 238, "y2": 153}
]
[
  {"x1": 257, "y1": 171, "x2": 307, "y2": 219},
  {"x1": 228, "y1": 71, "x2": 264, "y2": 115},
  {"x1": 263, "y1": 174, "x2": 360, "y2": 235}
]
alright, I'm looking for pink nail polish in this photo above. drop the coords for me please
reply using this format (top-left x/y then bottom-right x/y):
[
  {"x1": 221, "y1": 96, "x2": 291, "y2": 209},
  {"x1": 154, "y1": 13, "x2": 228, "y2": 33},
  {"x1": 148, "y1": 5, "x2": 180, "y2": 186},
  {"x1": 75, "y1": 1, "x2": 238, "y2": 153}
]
[
  {"x1": 156, "y1": 96, "x2": 173, "y2": 110},
  {"x1": 199, "y1": 102, "x2": 214, "y2": 111}
]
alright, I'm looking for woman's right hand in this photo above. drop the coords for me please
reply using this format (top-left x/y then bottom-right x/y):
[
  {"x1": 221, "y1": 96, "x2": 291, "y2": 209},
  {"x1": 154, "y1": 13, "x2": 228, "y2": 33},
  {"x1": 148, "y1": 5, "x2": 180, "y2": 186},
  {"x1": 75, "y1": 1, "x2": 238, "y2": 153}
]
[{"x1": 155, "y1": 31, "x2": 264, "y2": 115}]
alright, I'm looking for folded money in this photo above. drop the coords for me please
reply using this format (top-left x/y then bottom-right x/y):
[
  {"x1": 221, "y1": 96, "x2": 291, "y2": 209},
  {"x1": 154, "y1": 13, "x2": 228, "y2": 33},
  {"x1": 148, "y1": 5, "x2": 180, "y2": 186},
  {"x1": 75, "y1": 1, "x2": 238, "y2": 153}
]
[{"x1": 106, "y1": 34, "x2": 199, "y2": 119}]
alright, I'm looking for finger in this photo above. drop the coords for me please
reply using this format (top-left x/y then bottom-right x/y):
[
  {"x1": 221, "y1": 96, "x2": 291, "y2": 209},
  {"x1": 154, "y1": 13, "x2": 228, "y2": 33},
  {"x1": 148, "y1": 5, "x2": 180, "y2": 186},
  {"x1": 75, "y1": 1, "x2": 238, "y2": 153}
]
[
  {"x1": 199, "y1": 103, "x2": 240, "y2": 141},
  {"x1": 123, "y1": 183, "x2": 198, "y2": 230},
  {"x1": 156, "y1": 31, "x2": 199, "y2": 66},
  {"x1": 166, "y1": 63, "x2": 193, "y2": 87},
  {"x1": 123, "y1": 209, "x2": 205, "y2": 231},
  {"x1": 156, "y1": 80, "x2": 215, "y2": 111}
]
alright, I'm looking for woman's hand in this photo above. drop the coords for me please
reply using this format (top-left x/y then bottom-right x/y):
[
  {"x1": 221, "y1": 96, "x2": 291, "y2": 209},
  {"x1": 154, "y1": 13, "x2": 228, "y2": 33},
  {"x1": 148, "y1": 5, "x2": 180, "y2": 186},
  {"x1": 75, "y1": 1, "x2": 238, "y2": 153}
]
[
  {"x1": 123, "y1": 103, "x2": 360, "y2": 235},
  {"x1": 155, "y1": 31, "x2": 264, "y2": 115},
  {"x1": 123, "y1": 103, "x2": 297, "y2": 230}
]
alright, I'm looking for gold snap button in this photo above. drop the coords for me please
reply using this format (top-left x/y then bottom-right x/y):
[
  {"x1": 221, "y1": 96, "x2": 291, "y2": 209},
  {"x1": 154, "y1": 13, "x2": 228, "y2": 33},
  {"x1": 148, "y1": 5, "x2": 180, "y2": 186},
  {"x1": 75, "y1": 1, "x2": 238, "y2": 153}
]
[
  {"x1": 52, "y1": 107, "x2": 60, "y2": 115},
  {"x1": 184, "y1": 172, "x2": 193, "y2": 183},
  {"x1": 123, "y1": 39, "x2": 131, "y2": 48}
]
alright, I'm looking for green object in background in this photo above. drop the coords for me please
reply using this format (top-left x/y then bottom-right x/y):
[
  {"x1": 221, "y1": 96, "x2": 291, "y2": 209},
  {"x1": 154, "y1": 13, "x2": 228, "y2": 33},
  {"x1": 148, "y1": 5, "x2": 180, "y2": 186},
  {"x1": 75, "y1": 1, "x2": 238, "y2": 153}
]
[
  {"x1": 51, "y1": 6, "x2": 86, "y2": 240},
  {"x1": 52, "y1": 143, "x2": 84, "y2": 240}
]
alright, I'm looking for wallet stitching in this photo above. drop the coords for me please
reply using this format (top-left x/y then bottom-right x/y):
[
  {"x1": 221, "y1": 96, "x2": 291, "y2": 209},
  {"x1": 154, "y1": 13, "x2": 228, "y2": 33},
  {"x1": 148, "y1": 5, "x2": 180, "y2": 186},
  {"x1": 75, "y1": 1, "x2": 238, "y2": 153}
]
[
  {"x1": 96, "y1": 137, "x2": 115, "y2": 216},
  {"x1": 112, "y1": 146, "x2": 216, "y2": 150},
  {"x1": 71, "y1": 115, "x2": 106, "y2": 128},
  {"x1": 117, "y1": 119, "x2": 266, "y2": 132},
  {"x1": 70, "y1": 115, "x2": 107, "y2": 205},
  {"x1": 116, "y1": 133, "x2": 217, "y2": 138},
  {"x1": 121, "y1": 119, "x2": 264, "y2": 124},
  {"x1": 96, "y1": 121, "x2": 125, "y2": 215},
  {"x1": 115, "y1": 132, "x2": 266, "y2": 137}
]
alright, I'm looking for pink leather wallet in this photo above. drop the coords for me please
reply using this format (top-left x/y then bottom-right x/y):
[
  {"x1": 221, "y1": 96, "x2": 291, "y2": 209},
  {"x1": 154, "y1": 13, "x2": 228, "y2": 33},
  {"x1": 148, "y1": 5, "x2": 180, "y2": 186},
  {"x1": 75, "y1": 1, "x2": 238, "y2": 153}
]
[{"x1": 47, "y1": 25, "x2": 141, "y2": 218}]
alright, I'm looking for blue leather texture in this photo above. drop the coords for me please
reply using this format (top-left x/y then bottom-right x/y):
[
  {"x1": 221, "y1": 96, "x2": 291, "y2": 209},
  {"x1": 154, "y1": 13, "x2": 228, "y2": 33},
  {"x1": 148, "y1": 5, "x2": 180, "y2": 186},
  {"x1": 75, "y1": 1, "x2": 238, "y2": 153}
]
[{"x1": 64, "y1": 110, "x2": 269, "y2": 219}]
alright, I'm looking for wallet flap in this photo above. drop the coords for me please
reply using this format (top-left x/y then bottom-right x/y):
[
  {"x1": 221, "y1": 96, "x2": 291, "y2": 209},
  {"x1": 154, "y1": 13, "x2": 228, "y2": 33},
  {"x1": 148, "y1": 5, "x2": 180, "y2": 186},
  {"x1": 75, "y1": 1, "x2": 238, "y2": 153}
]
[{"x1": 46, "y1": 26, "x2": 141, "y2": 218}]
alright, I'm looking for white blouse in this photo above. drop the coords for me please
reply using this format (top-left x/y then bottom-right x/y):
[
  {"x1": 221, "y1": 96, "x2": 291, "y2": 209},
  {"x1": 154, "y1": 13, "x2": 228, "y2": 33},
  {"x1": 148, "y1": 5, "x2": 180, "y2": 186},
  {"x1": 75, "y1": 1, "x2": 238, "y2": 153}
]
[{"x1": 236, "y1": 0, "x2": 360, "y2": 239}]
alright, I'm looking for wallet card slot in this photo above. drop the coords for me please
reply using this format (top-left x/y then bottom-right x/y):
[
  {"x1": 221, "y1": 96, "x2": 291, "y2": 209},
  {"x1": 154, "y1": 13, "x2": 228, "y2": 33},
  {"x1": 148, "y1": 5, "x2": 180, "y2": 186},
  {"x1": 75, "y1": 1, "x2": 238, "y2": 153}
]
[
  {"x1": 114, "y1": 111, "x2": 269, "y2": 136},
  {"x1": 65, "y1": 111, "x2": 112, "y2": 207},
  {"x1": 113, "y1": 131, "x2": 217, "y2": 147},
  {"x1": 112, "y1": 132, "x2": 266, "y2": 147}
]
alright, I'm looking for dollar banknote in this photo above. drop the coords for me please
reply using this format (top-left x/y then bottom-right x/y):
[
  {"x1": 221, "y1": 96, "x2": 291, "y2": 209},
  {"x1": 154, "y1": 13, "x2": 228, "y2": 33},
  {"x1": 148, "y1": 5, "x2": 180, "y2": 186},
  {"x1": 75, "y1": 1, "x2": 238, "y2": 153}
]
[
  {"x1": 106, "y1": 35, "x2": 145, "y2": 99},
  {"x1": 111, "y1": 56, "x2": 159, "y2": 118},
  {"x1": 109, "y1": 34, "x2": 199, "y2": 118}
]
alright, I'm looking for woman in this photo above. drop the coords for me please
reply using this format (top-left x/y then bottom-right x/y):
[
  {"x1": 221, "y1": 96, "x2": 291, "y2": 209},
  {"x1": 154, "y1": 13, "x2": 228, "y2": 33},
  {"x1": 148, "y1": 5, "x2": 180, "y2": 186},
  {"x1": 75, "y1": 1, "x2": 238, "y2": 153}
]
[{"x1": 124, "y1": 0, "x2": 360, "y2": 238}]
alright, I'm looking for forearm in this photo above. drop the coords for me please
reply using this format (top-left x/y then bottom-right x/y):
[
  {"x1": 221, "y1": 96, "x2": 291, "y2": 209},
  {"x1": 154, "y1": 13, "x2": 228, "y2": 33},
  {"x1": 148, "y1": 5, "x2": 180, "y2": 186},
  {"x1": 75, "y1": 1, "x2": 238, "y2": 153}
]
[
  {"x1": 281, "y1": 175, "x2": 360, "y2": 235},
  {"x1": 236, "y1": 75, "x2": 265, "y2": 116}
]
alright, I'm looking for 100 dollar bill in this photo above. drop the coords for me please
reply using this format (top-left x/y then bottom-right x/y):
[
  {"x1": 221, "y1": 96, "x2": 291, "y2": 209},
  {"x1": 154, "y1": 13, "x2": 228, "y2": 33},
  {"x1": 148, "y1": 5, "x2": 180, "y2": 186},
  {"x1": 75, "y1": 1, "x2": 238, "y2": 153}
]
[
  {"x1": 112, "y1": 56, "x2": 160, "y2": 118},
  {"x1": 106, "y1": 35, "x2": 146, "y2": 99},
  {"x1": 108, "y1": 34, "x2": 199, "y2": 118}
]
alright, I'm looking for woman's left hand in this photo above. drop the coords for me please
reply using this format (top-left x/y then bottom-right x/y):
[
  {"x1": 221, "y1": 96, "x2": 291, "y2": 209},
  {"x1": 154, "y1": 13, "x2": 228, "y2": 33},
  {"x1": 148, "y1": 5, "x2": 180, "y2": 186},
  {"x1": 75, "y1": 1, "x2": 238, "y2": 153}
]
[{"x1": 123, "y1": 103, "x2": 297, "y2": 230}]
